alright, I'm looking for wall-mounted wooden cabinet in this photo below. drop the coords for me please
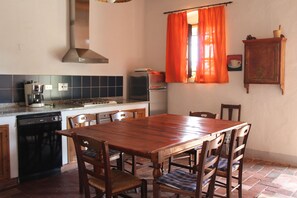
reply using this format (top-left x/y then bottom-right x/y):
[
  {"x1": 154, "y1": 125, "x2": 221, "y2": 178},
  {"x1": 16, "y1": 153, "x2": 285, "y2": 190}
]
[
  {"x1": 243, "y1": 37, "x2": 286, "y2": 94},
  {"x1": 0, "y1": 125, "x2": 10, "y2": 184}
]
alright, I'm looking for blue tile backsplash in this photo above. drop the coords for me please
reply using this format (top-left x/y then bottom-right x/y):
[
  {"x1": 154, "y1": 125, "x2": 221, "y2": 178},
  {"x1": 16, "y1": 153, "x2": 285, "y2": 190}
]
[{"x1": 0, "y1": 75, "x2": 123, "y2": 104}]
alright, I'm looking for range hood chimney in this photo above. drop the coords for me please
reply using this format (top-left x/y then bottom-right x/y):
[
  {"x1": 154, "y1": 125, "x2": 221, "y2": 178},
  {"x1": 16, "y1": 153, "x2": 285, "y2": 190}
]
[{"x1": 62, "y1": 0, "x2": 109, "y2": 64}]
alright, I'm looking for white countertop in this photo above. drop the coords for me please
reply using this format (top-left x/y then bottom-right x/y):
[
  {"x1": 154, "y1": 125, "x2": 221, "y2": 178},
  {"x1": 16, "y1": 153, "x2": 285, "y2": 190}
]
[{"x1": 0, "y1": 99, "x2": 149, "y2": 117}]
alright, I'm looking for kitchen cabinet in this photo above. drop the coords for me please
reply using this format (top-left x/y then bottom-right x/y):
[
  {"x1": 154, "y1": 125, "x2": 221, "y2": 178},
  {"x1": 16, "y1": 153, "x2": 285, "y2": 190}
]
[
  {"x1": 243, "y1": 37, "x2": 286, "y2": 94},
  {"x1": 0, "y1": 125, "x2": 10, "y2": 187},
  {"x1": 97, "y1": 110, "x2": 118, "y2": 124},
  {"x1": 124, "y1": 108, "x2": 146, "y2": 118}
]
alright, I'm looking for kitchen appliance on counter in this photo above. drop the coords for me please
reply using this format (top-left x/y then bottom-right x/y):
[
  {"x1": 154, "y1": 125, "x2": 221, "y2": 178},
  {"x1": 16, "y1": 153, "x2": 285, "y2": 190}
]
[
  {"x1": 17, "y1": 111, "x2": 62, "y2": 182},
  {"x1": 24, "y1": 81, "x2": 45, "y2": 108},
  {"x1": 129, "y1": 69, "x2": 167, "y2": 115}
]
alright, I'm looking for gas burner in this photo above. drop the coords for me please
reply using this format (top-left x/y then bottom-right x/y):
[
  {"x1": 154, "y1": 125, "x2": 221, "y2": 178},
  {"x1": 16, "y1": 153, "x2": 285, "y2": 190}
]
[{"x1": 62, "y1": 98, "x2": 117, "y2": 107}]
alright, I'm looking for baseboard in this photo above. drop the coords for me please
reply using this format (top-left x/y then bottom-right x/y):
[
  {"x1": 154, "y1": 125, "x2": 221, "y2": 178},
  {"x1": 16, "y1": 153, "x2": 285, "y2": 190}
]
[
  {"x1": 245, "y1": 148, "x2": 297, "y2": 167},
  {"x1": 0, "y1": 178, "x2": 18, "y2": 191}
]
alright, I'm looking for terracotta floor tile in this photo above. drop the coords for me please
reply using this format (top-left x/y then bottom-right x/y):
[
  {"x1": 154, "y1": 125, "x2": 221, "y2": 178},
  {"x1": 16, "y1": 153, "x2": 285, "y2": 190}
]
[
  {"x1": 266, "y1": 170, "x2": 282, "y2": 179},
  {"x1": 276, "y1": 188, "x2": 294, "y2": 197},
  {"x1": 1, "y1": 158, "x2": 297, "y2": 198},
  {"x1": 283, "y1": 167, "x2": 297, "y2": 175},
  {"x1": 292, "y1": 190, "x2": 297, "y2": 198},
  {"x1": 259, "y1": 180, "x2": 281, "y2": 188},
  {"x1": 244, "y1": 177, "x2": 261, "y2": 186},
  {"x1": 250, "y1": 164, "x2": 265, "y2": 172},
  {"x1": 249, "y1": 183, "x2": 267, "y2": 194}
]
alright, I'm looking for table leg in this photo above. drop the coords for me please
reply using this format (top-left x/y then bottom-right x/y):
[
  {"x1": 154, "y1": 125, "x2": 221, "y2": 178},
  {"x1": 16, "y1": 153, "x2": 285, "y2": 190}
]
[{"x1": 152, "y1": 162, "x2": 162, "y2": 198}]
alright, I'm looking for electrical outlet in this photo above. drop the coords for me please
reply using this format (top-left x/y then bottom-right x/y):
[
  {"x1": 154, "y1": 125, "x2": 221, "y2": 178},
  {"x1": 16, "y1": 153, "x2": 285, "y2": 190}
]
[
  {"x1": 58, "y1": 83, "x2": 68, "y2": 91},
  {"x1": 44, "y1": 85, "x2": 53, "y2": 90}
]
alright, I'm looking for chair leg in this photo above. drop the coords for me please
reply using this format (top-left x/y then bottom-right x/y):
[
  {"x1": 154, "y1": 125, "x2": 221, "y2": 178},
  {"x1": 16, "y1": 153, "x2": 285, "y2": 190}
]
[
  {"x1": 117, "y1": 152, "x2": 124, "y2": 171},
  {"x1": 132, "y1": 155, "x2": 137, "y2": 176},
  {"x1": 78, "y1": 166, "x2": 84, "y2": 194},
  {"x1": 168, "y1": 157, "x2": 172, "y2": 173},
  {"x1": 226, "y1": 175, "x2": 232, "y2": 198},
  {"x1": 188, "y1": 153, "x2": 192, "y2": 173},
  {"x1": 84, "y1": 184, "x2": 91, "y2": 198},
  {"x1": 193, "y1": 150, "x2": 200, "y2": 174},
  {"x1": 238, "y1": 169, "x2": 243, "y2": 198},
  {"x1": 141, "y1": 179, "x2": 147, "y2": 198},
  {"x1": 153, "y1": 180, "x2": 161, "y2": 198}
]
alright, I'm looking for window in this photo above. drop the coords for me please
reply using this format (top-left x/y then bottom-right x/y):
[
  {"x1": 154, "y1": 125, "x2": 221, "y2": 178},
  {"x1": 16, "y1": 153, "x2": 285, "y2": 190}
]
[
  {"x1": 165, "y1": 6, "x2": 228, "y2": 83},
  {"x1": 187, "y1": 11, "x2": 198, "y2": 82},
  {"x1": 187, "y1": 11, "x2": 216, "y2": 82}
]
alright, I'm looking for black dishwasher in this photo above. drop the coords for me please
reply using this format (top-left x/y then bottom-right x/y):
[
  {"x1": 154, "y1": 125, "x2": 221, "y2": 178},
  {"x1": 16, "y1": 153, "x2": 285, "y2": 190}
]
[{"x1": 17, "y1": 111, "x2": 62, "y2": 182}]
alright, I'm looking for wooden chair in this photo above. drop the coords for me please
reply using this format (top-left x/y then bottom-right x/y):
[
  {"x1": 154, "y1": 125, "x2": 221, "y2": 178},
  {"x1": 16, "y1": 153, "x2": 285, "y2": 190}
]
[
  {"x1": 110, "y1": 111, "x2": 139, "y2": 175},
  {"x1": 168, "y1": 111, "x2": 219, "y2": 173},
  {"x1": 220, "y1": 104, "x2": 242, "y2": 156},
  {"x1": 110, "y1": 111, "x2": 136, "y2": 122},
  {"x1": 189, "y1": 111, "x2": 220, "y2": 119},
  {"x1": 68, "y1": 114, "x2": 123, "y2": 194},
  {"x1": 72, "y1": 132, "x2": 147, "y2": 198},
  {"x1": 220, "y1": 104, "x2": 241, "y2": 121},
  {"x1": 214, "y1": 124, "x2": 251, "y2": 198},
  {"x1": 155, "y1": 133, "x2": 225, "y2": 198}
]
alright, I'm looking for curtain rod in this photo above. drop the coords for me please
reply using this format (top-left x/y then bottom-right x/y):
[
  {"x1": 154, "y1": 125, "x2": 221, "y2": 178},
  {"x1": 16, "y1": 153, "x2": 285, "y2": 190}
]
[{"x1": 163, "y1": 1, "x2": 233, "y2": 15}]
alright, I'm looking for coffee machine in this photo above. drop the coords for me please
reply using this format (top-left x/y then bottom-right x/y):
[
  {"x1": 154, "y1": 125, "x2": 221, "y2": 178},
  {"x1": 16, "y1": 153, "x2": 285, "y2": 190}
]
[{"x1": 24, "y1": 81, "x2": 45, "y2": 107}]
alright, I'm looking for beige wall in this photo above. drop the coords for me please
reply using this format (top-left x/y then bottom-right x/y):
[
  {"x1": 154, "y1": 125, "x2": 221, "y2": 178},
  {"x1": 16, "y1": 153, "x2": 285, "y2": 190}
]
[
  {"x1": 0, "y1": 0, "x2": 146, "y2": 97},
  {"x1": 145, "y1": 0, "x2": 297, "y2": 165}
]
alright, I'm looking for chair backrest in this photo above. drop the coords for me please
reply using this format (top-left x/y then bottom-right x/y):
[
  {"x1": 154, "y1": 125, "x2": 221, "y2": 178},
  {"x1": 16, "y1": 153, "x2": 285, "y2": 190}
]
[
  {"x1": 227, "y1": 124, "x2": 251, "y2": 173},
  {"x1": 189, "y1": 111, "x2": 219, "y2": 119},
  {"x1": 72, "y1": 132, "x2": 112, "y2": 197},
  {"x1": 110, "y1": 111, "x2": 136, "y2": 122},
  {"x1": 68, "y1": 114, "x2": 98, "y2": 128},
  {"x1": 195, "y1": 133, "x2": 225, "y2": 197},
  {"x1": 220, "y1": 104, "x2": 241, "y2": 121}
]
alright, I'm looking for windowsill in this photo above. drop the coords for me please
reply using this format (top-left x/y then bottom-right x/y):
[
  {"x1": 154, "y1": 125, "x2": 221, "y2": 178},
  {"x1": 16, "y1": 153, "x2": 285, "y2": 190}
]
[{"x1": 187, "y1": 74, "x2": 196, "y2": 83}]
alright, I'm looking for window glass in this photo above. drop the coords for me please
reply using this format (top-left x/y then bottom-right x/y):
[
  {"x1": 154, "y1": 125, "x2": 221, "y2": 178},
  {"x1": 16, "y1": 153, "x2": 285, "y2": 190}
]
[{"x1": 187, "y1": 11, "x2": 198, "y2": 81}]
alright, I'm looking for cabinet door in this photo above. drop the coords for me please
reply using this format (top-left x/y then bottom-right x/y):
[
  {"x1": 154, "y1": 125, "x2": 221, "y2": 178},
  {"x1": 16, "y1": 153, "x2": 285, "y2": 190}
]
[
  {"x1": 0, "y1": 125, "x2": 10, "y2": 181},
  {"x1": 98, "y1": 111, "x2": 118, "y2": 124},
  {"x1": 125, "y1": 108, "x2": 146, "y2": 118},
  {"x1": 244, "y1": 42, "x2": 280, "y2": 84}
]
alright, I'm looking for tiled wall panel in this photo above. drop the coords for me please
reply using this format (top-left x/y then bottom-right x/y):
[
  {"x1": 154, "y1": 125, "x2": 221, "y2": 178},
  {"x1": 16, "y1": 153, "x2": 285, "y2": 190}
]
[{"x1": 0, "y1": 75, "x2": 123, "y2": 103}]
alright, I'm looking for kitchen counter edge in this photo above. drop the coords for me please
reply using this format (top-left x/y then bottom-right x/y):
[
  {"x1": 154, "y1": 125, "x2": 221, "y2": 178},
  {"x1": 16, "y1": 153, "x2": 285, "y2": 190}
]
[{"x1": 0, "y1": 100, "x2": 149, "y2": 117}]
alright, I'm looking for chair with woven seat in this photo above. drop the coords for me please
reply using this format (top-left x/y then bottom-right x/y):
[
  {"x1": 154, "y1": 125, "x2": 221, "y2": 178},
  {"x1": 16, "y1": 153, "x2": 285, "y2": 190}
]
[
  {"x1": 72, "y1": 132, "x2": 147, "y2": 198},
  {"x1": 220, "y1": 104, "x2": 242, "y2": 157},
  {"x1": 214, "y1": 124, "x2": 251, "y2": 198},
  {"x1": 220, "y1": 104, "x2": 241, "y2": 121},
  {"x1": 189, "y1": 111, "x2": 220, "y2": 119},
  {"x1": 68, "y1": 114, "x2": 123, "y2": 194},
  {"x1": 110, "y1": 111, "x2": 136, "y2": 122},
  {"x1": 155, "y1": 133, "x2": 225, "y2": 198},
  {"x1": 168, "y1": 111, "x2": 219, "y2": 173},
  {"x1": 110, "y1": 111, "x2": 139, "y2": 176}
]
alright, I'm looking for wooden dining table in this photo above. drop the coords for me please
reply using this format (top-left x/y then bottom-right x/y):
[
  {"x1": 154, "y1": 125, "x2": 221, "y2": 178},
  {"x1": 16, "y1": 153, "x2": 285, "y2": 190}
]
[{"x1": 56, "y1": 114, "x2": 247, "y2": 197}]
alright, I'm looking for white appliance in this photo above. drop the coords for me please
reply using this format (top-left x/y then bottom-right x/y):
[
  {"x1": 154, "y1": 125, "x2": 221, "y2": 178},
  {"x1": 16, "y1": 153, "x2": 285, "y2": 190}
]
[{"x1": 129, "y1": 70, "x2": 167, "y2": 115}]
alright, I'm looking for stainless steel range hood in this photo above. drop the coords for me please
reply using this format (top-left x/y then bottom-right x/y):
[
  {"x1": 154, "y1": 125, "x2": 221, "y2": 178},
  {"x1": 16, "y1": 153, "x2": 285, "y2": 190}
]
[{"x1": 62, "y1": 0, "x2": 109, "y2": 63}]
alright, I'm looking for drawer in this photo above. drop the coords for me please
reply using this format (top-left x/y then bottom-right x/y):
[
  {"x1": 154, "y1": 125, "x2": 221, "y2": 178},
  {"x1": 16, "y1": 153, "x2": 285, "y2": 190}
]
[{"x1": 98, "y1": 111, "x2": 118, "y2": 120}]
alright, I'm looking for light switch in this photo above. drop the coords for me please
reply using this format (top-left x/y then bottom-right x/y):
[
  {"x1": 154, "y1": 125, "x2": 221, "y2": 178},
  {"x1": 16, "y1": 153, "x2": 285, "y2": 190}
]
[
  {"x1": 44, "y1": 85, "x2": 53, "y2": 90},
  {"x1": 58, "y1": 83, "x2": 68, "y2": 91}
]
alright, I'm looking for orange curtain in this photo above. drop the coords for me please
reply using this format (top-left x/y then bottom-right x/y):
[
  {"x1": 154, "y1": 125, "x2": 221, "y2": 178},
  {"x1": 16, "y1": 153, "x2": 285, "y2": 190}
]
[
  {"x1": 165, "y1": 12, "x2": 188, "y2": 83},
  {"x1": 195, "y1": 6, "x2": 228, "y2": 83}
]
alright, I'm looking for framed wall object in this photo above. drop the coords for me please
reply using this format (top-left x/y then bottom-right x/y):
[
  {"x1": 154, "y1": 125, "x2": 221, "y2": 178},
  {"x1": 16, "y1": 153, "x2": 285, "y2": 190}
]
[
  {"x1": 243, "y1": 38, "x2": 286, "y2": 94},
  {"x1": 227, "y1": 54, "x2": 242, "y2": 71}
]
